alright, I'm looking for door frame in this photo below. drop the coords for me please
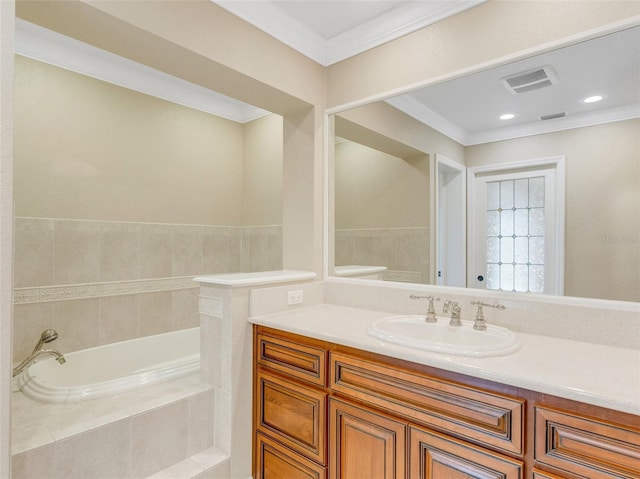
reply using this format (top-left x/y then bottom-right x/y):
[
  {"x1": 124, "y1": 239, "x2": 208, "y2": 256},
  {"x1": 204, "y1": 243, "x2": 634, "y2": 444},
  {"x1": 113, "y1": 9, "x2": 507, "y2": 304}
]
[
  {"x1": 467, "y1": 156, "x2": 566, "y2": 295},
  {"x1": 430, "y1": 154, "x2": 466, "y2": 286}
]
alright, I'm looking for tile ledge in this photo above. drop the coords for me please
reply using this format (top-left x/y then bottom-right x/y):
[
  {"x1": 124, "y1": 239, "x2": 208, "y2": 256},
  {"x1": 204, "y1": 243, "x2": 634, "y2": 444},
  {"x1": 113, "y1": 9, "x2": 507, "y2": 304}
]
[
  {"x1": 145, "y1": 447, "x2": 229, "y2": 479},
  {"x1": 195, "y1": 270, "x2": 316, "y2": 287}
]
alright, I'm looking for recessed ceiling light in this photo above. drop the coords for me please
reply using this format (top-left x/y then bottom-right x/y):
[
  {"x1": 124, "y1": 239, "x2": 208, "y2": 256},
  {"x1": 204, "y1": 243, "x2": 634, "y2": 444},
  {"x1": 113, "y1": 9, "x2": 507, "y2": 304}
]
[
  {"x1": 583, "y1": 95, "x2": 603, "y2": 103},
  {"x1": 499, "y1": 113, "x2": 516, "y2": 120}
]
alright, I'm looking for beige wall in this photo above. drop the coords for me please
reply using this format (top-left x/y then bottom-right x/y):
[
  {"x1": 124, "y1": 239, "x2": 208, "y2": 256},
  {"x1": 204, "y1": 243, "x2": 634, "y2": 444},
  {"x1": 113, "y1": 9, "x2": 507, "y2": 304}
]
[
  {"x1": 337, "y1": 101, "x2": 465, "y2": 164},
  {"x1": 335, "y1": 141, "x2": 428, "y2": 229},
  {"x1": 466, "y1": 119, "x2": 640, "y2": 302},
  {"x1": 243, "y1": 114, "x2": 283, "y2": 226},
  {"x1": 15, "y1": 55, "x2": 248, "y2": 225}
]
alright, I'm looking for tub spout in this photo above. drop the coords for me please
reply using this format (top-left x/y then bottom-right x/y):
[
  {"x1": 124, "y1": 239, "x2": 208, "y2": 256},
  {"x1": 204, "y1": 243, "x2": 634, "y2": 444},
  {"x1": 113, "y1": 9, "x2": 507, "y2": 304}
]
[{"x1": 13, "y1": 329, "x2": 66, "y2": 377}]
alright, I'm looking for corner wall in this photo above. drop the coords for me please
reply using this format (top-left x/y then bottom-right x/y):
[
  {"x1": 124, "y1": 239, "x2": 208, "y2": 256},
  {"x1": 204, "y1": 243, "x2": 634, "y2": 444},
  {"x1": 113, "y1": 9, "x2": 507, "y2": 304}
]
[{"x1": 0, "y1": 1, "x2": 14, "y2": 477}]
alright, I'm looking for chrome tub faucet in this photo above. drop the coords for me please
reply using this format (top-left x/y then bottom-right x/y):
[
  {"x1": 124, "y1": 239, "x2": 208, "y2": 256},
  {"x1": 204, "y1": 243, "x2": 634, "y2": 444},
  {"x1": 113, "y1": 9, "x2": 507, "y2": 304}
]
[{"x1": 13, "y1": 329, "x2": 66, "y2": 377}]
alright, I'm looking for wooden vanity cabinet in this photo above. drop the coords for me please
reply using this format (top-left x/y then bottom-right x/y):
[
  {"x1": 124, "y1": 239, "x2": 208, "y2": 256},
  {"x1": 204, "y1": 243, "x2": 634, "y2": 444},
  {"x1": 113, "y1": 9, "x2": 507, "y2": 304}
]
[{"x1": 253, "y1": 326, "x2": 640, "y2": 479}]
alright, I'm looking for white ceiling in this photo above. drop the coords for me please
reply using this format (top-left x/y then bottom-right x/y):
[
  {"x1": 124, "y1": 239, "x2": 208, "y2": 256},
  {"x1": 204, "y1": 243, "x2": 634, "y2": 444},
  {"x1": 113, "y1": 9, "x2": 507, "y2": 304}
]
[
  {"x1": 387, "y1": 26, "x2": 640, "y2": 145},
  {"x1": 15, "y1": 3, "x2": 640, "y2": 144}
]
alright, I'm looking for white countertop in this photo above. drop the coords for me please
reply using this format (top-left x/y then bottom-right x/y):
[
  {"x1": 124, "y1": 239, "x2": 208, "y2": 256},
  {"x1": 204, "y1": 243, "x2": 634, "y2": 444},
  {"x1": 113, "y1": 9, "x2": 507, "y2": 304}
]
[{"x1": 249, "y1": 303, "x2": 640, "y2": 415}]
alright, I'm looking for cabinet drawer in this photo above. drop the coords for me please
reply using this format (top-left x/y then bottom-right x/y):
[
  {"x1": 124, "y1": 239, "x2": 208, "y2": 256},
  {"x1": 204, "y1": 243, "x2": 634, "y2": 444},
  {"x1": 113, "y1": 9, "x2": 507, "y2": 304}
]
[
  {"x1": 255, "y1": 432, "x2": 326, "y2": 479},
  {"x1": 330, "y1": 352, "x2": 524, "y2": 455},
  {"x1": 535, "y1": 406, "x2": 640, "y2": 478},
  {"x1": 409, "y1": 425, "x2": 523, "y2": 479},
  {"x1": 257, "y1": 370, "x2": 327, "y2": 464},
  {"x1": 257, "y1": 332, "x2": 327, "y2": 387}
]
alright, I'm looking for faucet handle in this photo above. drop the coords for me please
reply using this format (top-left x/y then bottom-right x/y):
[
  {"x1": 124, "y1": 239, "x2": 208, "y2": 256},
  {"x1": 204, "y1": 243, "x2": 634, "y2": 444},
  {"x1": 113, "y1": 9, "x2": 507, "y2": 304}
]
[
  {"x1": 471, "y1": 301, "x2": 506, "y2": 330},
  {"x1": 410, "y1": 295, "x2": 441, "y2": 322}
]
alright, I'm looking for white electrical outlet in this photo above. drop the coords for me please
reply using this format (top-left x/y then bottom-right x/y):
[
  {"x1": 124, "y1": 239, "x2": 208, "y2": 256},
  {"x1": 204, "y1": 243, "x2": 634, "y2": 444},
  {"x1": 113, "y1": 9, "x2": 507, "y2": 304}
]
[{"x1": 287, "y1": 290, "x2": 303, "y2": 305}]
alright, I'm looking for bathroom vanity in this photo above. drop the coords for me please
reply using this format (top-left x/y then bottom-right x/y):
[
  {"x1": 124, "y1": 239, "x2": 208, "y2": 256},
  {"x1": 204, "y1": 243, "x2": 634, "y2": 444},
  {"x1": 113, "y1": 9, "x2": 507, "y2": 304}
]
[{"x1": 250, "y1": 304, "x2": 640, "y2": 479}]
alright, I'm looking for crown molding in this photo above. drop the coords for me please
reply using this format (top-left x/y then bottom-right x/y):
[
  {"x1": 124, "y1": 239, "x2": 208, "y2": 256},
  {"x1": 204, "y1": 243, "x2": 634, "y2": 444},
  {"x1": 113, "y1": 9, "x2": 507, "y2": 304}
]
[
  {"x1": 385, "y1": 95, "x2": 470, "y2": 145},
  {"x1": 214, "y1": 0, "x2": 329, "y2": 64},
  {"x1": 15, "y1": 19, "x2": 268, "y2": 123},
  {"x1": 466, "y1": 103, "x2": 640, "y2": 145},
  {"x1": 326, "y1": 0, "x2": 485, "y2": 65},
  {"x1": 215, "y1": 0, "x2": 485, "y2": 66},
  {"x1": 387, "y1": 93, "x2": 639, "y2": 146}
]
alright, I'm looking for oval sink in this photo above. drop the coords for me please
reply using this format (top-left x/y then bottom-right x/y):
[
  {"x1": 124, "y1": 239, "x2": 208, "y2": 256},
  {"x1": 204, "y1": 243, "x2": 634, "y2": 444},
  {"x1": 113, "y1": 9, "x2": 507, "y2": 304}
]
[{"x1": 368, "y1": 315, "x2": 521, "y2": 357}]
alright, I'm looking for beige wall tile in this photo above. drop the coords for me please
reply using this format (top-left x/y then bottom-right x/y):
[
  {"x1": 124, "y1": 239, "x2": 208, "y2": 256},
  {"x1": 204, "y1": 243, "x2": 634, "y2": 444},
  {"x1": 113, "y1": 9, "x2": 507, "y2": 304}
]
[
  {"x1": 53, "y1": 229, "x2": 100, "y2": 285},
  {"x1": 188, "y1": 389, "x2": 215, "y2": 455},
  {"x1": 53, "y1": 298, "x2": 99, "y2": 353},
  {"x1": 55, "y1": 419, "x2": 131, "y2": 479},
  {"x1": 12, "y1": 302, "x2": 53, "y2": 364},
  {"x1": 131, "y1": 400, "x2": 189, "y2": 478},
  {"x1": 202, "y1": 230, "x2": 237, "y2": 274},
  {"x1": 11, "y1": 444, "x2": 55, "y2": 479},
  {"x1": 139, "y1": 231, "x2": 173, "y2": 279},
  {"x1": 14, "y1": 226, "x2": 54, "y2": 288},
  {"x1": 100, "y1": 230, "x2": 140, "y2": 281},
  {"x1": 139, "y1": 291, "x2": 173, "y2": 336},
  {"x1": 172, "y1": 288, "x2": 199, "y2": 330},
  {"x1": 173, "y1": 232, "x2": 203, "y2": 276},
  {"x1": 98, "y1": 294, "x2": 139, "y2": 345},
  {"x1": 195, "y1": 459, "x2": 231, "y2": 479}
]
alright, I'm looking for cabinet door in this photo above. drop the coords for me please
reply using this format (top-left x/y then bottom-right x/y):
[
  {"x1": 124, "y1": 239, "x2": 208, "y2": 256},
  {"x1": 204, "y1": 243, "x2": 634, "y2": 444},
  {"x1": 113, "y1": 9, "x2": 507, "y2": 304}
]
[
  {"x1": 329, "y1": 398, "x2": 406, "y2": 479},
  {"x1": 409, "y1": 425, "x2": 523, "y2": 479},
  {"x1": 535, "y1": 406, "x2": 640, "y2": 478},
  {"x1": 256, "y1": 432, "x2": 326, "y2": 479},
  {"x1": 257, "y1": 370, "x2": 327, "y2": 464}
]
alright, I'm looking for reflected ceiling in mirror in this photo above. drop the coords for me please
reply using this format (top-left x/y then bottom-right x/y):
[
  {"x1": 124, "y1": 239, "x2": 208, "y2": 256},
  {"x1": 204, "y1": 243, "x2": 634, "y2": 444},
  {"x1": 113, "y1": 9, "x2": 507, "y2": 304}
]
[{"x1": 331, "y1": 26, "x2": 640, "y2": 303}]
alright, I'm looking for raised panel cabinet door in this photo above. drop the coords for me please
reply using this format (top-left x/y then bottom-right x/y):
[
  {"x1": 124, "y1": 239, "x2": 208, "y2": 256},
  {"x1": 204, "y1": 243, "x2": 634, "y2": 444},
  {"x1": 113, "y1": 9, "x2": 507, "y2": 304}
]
[
  {"x1": 329, "y1": 398, "x2": 406, "y2": 479},
  {"x1": 409, "y1": 425, "x2": 523, "y2": 479},
  {"x1": 255, "y1": 432, "x2": 327, "y2": 479},
  {"x1": 535, "y1": 406, "x2": 640, "y2": 478},
  {"x1": 257, "y1": 370, "x2": 327, "y2": 464}
]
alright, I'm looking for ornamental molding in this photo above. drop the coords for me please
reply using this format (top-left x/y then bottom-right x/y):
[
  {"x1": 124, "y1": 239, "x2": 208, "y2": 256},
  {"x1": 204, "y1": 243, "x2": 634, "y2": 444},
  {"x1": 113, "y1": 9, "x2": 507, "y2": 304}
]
[{"x1": 14, "y1": 276, "x2": 198, "y2": 304}]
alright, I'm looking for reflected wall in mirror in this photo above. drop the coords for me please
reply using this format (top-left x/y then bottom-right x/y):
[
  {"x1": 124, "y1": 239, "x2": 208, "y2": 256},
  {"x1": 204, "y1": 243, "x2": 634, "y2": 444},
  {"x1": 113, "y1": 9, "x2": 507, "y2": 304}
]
[
  {"x1": 13, "y1": 21, "x2": 284, "y2": 362},
  {"x1": 332, "y1": 26, "x2": 640, "y2": 303}
]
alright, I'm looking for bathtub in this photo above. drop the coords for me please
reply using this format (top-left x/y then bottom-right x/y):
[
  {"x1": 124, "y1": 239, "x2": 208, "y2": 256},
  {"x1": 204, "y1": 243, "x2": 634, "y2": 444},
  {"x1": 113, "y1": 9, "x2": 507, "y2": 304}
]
[{"x1": 17, "y1": 327, "x2": 200, "y2": 403}]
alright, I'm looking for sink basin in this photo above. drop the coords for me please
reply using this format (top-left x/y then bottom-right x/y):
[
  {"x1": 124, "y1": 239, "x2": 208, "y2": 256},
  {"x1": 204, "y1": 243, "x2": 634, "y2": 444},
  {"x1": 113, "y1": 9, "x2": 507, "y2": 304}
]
[{"x1": 368, "y1": 315, "x2": 521, "y2": 357}]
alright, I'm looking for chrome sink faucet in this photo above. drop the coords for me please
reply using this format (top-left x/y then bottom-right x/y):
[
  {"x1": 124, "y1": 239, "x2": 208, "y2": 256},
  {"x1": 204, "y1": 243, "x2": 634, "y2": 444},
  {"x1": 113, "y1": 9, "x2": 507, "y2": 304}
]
[
  {"x1": 471, "y1": 301, "x2": 506, "y2": 330},
  {"x1": 410, "y1": 295, "x2": 441, "y2": 322},
  {"x1": 442, "y1": 300, "x2": 462, "y2": 326},
  {"x1": 13, "y1": 329, "x2": 66, "y2": 377}
]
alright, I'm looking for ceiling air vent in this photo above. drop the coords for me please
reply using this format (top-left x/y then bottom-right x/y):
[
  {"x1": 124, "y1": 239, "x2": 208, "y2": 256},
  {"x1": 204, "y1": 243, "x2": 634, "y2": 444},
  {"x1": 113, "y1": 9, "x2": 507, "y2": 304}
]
[
  {"x1": 502, "y1": 66, "x2": 558, "y2": 94},
  {"x1": 539, "y1": 111, "x2": 567, "y2": 121}
]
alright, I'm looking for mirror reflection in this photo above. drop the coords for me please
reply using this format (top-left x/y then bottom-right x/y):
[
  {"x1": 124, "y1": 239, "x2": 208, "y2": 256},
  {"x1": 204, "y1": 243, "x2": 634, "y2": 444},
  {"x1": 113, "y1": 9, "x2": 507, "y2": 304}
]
[{"x1": 332, "y1": 26, "x2": 640, "y2": 303}]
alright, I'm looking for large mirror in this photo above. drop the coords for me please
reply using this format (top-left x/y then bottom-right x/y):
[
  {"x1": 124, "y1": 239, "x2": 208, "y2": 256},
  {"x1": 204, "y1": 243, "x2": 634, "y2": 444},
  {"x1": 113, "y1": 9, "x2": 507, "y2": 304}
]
[{"x1": 331, "y1": 25, "x2": 640, "y2": 303}]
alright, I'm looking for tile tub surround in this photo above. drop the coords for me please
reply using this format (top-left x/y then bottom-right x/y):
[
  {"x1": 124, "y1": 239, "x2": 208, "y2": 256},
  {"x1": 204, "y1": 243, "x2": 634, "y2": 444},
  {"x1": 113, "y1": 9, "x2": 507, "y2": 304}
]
[
  {"x1": 335, "y1": 227, "x2": 429, "y2": 283},
  {"x1": 196, "y1": 270, "x2": 317, "y2": 479},
  {"x1": 13, "y1": 218, "x2": 283, "y2": 362},
  {"x1": 11, "y1": 374, "x2": 228, "y2": 479}
]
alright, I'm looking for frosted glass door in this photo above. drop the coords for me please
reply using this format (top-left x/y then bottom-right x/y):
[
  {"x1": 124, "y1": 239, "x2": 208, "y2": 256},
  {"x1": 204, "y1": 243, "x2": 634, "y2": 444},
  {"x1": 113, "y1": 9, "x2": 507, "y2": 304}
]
[{"x1": 469, "y1": 166, "x2": 562, "y2": 295}]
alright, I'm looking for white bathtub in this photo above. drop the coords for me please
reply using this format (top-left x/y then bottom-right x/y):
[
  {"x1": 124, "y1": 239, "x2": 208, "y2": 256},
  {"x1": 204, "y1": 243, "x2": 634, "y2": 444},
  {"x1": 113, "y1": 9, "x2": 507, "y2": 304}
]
[{"x1": 17, "y1": 327, "x2": 200, "y2": 403}]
